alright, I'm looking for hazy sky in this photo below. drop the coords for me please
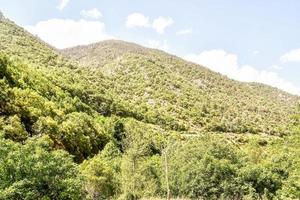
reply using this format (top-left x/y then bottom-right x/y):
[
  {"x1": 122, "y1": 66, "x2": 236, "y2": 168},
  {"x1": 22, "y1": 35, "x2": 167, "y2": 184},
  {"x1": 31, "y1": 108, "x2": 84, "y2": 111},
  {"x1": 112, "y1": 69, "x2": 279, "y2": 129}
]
[{"x1": 1, "y1": 0, "x2": 300, "y2": 95}]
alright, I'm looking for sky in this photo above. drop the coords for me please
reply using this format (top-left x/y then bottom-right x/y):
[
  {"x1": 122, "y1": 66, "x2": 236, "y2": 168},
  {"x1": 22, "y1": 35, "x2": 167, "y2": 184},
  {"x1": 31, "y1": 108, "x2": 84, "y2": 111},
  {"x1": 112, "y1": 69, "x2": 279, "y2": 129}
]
[{"x1": 1, "y1": 0, "x2": 300, "y2": 95}]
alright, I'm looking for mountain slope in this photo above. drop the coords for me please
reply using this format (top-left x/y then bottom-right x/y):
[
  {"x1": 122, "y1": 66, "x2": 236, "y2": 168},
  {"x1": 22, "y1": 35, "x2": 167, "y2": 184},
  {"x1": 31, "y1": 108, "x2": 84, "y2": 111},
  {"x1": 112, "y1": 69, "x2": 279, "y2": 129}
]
[
  {"x1": 63, "y1": 40, "x2": 300, "y2": 136},
  {"x1": 1, "y1": 14, "x2": 298, "y2": 138},
  {"x1": 0, "y1": 15, "x2": 166, "y2": 162},
  {"x1": 1, "y1": 13, "x2": 300, "y2": 199}
]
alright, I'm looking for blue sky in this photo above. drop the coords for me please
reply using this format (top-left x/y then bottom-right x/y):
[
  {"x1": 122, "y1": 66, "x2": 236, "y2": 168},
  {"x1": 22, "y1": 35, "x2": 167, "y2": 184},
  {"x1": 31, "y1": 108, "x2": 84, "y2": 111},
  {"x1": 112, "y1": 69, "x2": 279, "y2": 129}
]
[{"x1": 1, "y1": 0, "x2": 300, "y2": 95}]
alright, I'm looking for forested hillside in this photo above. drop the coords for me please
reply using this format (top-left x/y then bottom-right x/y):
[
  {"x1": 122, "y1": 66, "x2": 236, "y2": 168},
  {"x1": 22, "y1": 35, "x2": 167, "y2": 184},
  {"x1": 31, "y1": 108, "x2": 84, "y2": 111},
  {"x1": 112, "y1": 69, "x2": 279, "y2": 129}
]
[
  {"x1": 0, "y1": 14, "x2": 299, "y2": 199},
  {"x1": 63, "y1": 40, "x2": 299, "y2": 136}
]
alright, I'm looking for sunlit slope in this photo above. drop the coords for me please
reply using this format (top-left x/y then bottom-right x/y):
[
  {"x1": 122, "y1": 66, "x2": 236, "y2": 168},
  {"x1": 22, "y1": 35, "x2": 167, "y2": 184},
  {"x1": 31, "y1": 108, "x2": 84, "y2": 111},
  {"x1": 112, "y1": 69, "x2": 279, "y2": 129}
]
[
  {"x1": 63, "y1": 40, "x2": 300, "y2": 135},
  {"x1": 0, "y1": 15, "x2": 167, "y2": 162},
  {"x1": 0, "y1": 15, "x2": 298, "y2": 137}
]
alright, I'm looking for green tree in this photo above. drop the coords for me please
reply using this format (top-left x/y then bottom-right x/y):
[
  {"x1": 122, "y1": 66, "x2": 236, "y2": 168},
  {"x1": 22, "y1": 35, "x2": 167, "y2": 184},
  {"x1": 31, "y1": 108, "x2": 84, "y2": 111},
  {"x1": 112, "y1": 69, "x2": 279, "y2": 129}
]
[
  {"x1": 0, "y1": 136, "x2": 85, "y2": 200},
  {"x1": 275, "y1": 107, "x2": 300, "y2": 199},
  {"x1": 80, "y1": 142, "x2": 121, "y2": 200},
  {"x1": 119, "y1": 120, "x2": 163, "y2": 200},
  {"x1": 168, "y1": 136, "x2": 245, "y2": 199}
]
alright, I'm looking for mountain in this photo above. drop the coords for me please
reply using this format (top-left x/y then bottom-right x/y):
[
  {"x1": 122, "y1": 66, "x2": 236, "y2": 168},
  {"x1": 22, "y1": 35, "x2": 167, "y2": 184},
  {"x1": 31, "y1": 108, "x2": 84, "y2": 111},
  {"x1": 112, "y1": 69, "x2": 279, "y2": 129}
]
[
  {"x1": 1, "y1": 15, "x2": 299, "y2": 199},
  {"x1": 2, "y1": 14, "x2": 298, "y2": 138},
  {"x1": 62, "y1": 40, "x2": 299, "y2": 136}
]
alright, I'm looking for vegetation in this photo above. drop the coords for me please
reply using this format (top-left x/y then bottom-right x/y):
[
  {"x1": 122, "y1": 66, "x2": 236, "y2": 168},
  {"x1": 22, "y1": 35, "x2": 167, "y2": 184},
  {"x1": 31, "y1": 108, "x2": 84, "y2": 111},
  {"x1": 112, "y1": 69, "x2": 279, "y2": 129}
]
[
  {"x1": 0, "y1": 15, "x2": 299, "y2": 199},
  {"x1": 0, "y1": 136, "x2": 84, "y2": 200},
  {"x1": 63, "y1": 41, "x2": 299, "y2": 136}
]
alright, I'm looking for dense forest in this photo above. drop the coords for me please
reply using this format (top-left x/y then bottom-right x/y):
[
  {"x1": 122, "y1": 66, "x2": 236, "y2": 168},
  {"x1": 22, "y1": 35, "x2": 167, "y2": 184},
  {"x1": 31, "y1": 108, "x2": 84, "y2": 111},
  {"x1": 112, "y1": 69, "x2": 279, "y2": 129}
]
[{"x1": 0, "y1": 14, "x2": 299, "y2": 199}]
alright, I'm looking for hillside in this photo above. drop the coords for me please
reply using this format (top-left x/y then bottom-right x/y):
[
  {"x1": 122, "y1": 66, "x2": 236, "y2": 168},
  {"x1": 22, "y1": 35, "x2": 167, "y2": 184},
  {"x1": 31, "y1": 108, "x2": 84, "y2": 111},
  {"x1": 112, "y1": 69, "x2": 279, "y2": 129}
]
[
  {"x1": 63, "y1": 40, "x2": 300, "y2": 136},
  {"x1": 0, "y1": 14, "x2": 300, "y2": 199},
  {"x1": 2, "y1": 12, "x2": 298, "y2": 137}
]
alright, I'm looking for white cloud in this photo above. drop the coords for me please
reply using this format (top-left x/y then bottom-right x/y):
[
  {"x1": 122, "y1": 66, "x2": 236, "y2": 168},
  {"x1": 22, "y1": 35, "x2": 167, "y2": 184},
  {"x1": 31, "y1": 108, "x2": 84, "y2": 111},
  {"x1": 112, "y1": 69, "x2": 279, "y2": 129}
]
[
  {"x1": 280, "y1": 48, "x2": 300, "y2": 63},
  {"x1": 185, "y1": 50, "x2": 238, "y2": 76},
  {"x1": 271, "y1": 65, "x2": 282, "y2": 70},
  {"x1": 147, "y1": 40, "x2": 169, "y2": 52},
  {"x1": 57, "y1": 0, "x2": 69, "y2": 10},
  {"x1": 126, "y1": 13, "x2": 150, "y2": 28},
  {"x1": 184, "y1": 49, "x2": 300, "y2": 95},
  {"x1": 25, "y1": 19, "x2": 114, "y2": 49},
  {"x1": 126, "y1": 13, "x2": 174, "y2": 34},
  {"x1": 80, "y1": 8, "x2": 102, "y2": 19},
  {"x1": 152, "y1": 17, "x2": 174, "y2": 34},
  {"x1": 253, "y1": 50, "x2": 260, "y2": 55},
  {"x1": 176, "y1": 29, "x2": 192, "y2": 35}
]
